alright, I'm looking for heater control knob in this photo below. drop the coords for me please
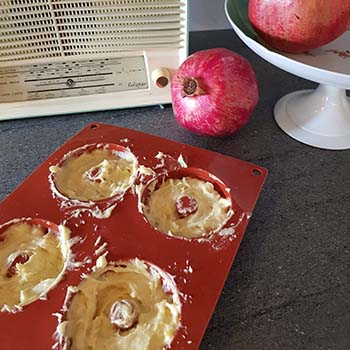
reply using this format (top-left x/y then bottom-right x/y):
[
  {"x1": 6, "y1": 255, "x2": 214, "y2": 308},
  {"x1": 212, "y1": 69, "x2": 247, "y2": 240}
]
[{"x1": 151, "y1": 68, "x2": 171, "y2": 88}]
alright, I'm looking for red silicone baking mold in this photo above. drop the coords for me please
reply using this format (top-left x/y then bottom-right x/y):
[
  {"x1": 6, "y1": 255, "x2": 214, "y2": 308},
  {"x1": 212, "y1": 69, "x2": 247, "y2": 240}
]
[{"x1": 0, "y1": 122, "x2": 268, "y2": 350}]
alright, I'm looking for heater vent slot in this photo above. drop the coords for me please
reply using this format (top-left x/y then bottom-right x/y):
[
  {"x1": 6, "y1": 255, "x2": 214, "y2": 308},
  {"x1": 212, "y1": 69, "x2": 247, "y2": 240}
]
[{"x1": 0, "y1": 0, "x2": 187, "y2": 62}]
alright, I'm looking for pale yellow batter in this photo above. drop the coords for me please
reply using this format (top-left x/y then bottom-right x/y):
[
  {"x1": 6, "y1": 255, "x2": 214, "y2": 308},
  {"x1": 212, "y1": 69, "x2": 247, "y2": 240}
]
[
  {"x1": 0, "y1": 222, "x2": 71, "y2": 312},
  {"x1": 51, "y1": 146, "x2": 138, "y2": 202},
  {"x1": 144, "y1": 177, "x2": 233, "y2": 238},
  {"x1": 59, "y1": 259, "x2": 181, "y2": 350}
]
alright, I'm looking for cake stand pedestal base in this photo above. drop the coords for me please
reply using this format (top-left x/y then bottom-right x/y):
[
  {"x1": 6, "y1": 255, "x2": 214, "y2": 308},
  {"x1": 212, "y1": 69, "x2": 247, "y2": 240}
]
[{"x1": 274, "y1": 84, "x2": 350, "y2": 150}]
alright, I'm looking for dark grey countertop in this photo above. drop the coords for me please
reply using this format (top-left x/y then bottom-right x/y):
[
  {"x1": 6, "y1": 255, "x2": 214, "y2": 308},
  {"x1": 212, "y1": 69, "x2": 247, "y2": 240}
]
[{"x1": 1, "y1": 30, "x2": 349, "y2": 350}]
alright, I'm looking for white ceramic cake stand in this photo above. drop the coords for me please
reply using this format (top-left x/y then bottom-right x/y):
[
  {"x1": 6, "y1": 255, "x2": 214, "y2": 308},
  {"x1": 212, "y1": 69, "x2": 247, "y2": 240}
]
[{"x1": 225, "y1": 0, "x2": 350, "y2": 150}]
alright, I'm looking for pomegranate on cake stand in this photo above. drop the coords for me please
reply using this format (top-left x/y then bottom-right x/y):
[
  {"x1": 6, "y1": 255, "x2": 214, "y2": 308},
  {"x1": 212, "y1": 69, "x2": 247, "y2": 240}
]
[{"x1": 225, "y1": 0, "x2": 350, "y2": 150}]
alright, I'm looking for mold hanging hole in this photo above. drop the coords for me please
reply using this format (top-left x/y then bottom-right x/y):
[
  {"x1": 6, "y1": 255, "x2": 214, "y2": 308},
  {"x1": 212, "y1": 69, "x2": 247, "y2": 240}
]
[{"x1": 252, "y1": 169, "x2": 262, "y2": 176}]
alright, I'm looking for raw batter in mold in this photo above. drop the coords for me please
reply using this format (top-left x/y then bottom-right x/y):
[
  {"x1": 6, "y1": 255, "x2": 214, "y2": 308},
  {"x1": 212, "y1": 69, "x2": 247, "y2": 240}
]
[
  {"x1": 144, "y1": 177, "x2": 233, "y2": 238},
  {"x1": 0, "y1": 222, "x2": 71, "y2": 312},
  {"x1": 58, "y1": 258, "x2": 181, "y2": 350},
  {"x1": 51, "y1": 146, "x2": 138, "y2": 202}
]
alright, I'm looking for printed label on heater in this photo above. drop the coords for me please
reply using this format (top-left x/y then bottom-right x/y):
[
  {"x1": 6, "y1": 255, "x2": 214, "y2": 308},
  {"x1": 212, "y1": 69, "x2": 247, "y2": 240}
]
[{"x1": 0, "y1": 56, "x2": 149, "y2": 103}]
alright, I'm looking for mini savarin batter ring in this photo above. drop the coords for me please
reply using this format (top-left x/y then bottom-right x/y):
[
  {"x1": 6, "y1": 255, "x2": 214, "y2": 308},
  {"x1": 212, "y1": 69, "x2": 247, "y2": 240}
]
[
  {"x1": 57, "y1": 258, "x2": 181, "y2": 350},
  {"x1": 143, "y1": 176, "x2": 233, "y2": 238},
  {"x1": 0, "y1": 219, "x2": 71, "y2": 312},
  {"x1": 50, "y1": 144, "x2": 138, "y2": 202}
]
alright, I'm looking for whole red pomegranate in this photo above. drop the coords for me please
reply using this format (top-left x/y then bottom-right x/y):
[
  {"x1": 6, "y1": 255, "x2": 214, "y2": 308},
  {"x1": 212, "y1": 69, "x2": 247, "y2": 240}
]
[
  {"x1": 248, "y1": 0, "x2": 350, "y2": 53},
  {"x1": 171, "y1": 48, "x2": 258, "y2": 137}
]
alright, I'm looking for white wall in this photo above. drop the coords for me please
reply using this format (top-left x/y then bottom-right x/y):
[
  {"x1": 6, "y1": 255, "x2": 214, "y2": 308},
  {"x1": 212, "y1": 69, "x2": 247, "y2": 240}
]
[{"x1": 189, "y1": 0, "x2": 231, "y2": 31}]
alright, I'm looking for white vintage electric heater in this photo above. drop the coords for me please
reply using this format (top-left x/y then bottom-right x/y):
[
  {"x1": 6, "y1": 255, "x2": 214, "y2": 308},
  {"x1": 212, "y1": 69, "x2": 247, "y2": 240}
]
[{"x1": 0, "y1": 0, "x2": 188, "y2": 120}]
